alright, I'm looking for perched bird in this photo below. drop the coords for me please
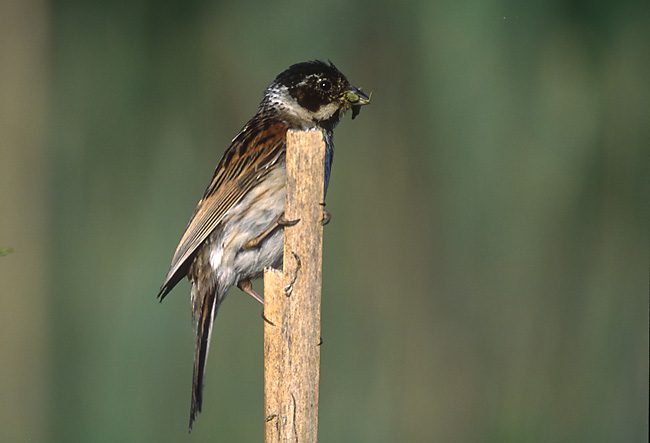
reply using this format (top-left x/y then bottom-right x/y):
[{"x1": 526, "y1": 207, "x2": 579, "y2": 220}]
[{"x1": 157, "y1": 60, "x2": 370, "y2": 431}]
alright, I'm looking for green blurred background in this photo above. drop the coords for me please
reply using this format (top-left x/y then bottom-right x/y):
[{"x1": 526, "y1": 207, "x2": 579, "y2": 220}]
[{"x1": 1, "y1": 0, "x2": 648, "y2": 441}]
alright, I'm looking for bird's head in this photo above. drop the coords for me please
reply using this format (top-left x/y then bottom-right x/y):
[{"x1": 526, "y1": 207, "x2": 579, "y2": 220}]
[{"x1": 262, "y1": 60, "x2": 370, "y2": 131}]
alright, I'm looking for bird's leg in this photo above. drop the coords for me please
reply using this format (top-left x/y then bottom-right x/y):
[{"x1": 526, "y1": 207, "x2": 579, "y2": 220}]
[
  {"x1": 320, "y1": 202, "x2": 331, "y2": 225},
  {"x1": 321, "y1": 210, "x2": 331, "y2": 225},
  {"x1": 237, "y1": 280, "x2": 274, "y2": 325},
  {"x1": 242, "y1": 213, "x2": 300, "y2": 250},
  {"x1": 277, "y1": 213, "x2": 301, "y2": 227},
  {"x1": 261, "y1": 311, "x2": 275, "y2": 326},
  {"x1": 237, "y1": 279, "x2": 264, "y2": 305}
]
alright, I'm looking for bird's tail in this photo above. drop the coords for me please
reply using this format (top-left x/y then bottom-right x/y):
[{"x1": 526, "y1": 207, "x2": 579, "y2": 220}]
[{"x1": 189, "y1": 285, "x2": 224, "y2": 432}]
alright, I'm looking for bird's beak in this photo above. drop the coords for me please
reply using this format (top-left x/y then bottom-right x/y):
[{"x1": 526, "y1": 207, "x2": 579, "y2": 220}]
[{"x1": 343, "y1": 86, "x2": 371, "y2": 119}]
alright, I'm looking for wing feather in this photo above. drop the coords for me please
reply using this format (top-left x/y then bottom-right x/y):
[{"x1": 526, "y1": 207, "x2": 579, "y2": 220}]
[{"x1": 158, "y1": 120, "x2": 287, "y2": 299}]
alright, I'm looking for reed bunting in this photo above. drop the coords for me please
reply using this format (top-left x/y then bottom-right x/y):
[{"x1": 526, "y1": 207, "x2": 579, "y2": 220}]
[{"x1": 157, "y1": 60, "x2": 370, "y2": 430}]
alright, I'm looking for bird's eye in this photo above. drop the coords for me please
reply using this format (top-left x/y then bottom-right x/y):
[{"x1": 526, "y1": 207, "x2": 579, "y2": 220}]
[{"x1": 319, "y1": 80, "x2": 332, "y2": 91}]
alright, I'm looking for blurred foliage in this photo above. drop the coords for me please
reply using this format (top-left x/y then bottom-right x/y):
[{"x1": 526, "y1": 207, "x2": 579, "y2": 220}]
[{"x1": 1, "y1": 0, "x2": 648, "y2": 441}]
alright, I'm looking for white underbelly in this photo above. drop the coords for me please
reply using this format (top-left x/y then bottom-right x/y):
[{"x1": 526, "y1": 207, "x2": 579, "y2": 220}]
[{"x1": 208, "y1": 163, "x2": 286, "y2": 286}]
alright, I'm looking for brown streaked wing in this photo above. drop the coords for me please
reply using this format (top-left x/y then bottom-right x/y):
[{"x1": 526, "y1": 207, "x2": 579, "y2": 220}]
[{"x1": 158, "y1": 120, "x2": 287, "y2": 299}]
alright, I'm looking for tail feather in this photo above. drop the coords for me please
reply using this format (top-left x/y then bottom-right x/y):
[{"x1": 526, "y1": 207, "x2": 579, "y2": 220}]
[{"x1": 189, "y1": 287, "x2": 222, "y2": 432}]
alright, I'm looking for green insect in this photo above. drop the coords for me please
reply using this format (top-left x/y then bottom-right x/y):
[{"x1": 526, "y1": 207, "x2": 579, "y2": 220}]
[{"x1": 345, "y1": 90, "x2": 371, "y2": 120}]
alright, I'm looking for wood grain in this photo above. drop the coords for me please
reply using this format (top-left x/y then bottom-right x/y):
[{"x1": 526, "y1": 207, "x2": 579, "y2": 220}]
[{"x1": 264, "y1": 129, "x2": 325, "y2": 442}]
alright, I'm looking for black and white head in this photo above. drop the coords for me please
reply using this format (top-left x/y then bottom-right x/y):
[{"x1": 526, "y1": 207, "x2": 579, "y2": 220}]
[{"x1": 261, "y1": 60, "x2": 370, "y2": 131}]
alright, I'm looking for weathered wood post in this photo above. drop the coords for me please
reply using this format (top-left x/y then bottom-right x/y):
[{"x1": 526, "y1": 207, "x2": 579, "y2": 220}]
[{"x1": 264, "y1": 129, "x2": 325, "y2": 442}]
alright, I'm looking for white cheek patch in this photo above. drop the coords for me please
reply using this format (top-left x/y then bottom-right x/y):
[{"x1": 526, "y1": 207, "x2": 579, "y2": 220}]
[
  {"x1": 266, "y1": 84, "x2": 341, "y2": 126},
  {"x1": 312, "y1": 101, "x2": 340, "y2": 121}
]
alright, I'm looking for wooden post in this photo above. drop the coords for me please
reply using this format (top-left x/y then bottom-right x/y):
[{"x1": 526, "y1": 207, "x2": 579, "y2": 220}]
[{"x1": 264, "y1": 129, "x2": 325, "y2": 442}]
